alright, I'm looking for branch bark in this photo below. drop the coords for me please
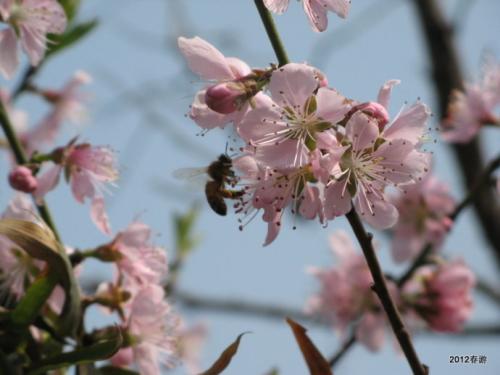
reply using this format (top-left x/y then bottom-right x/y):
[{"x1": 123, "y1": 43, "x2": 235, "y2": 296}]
[{"x1": 412, "y1": 0, "x2": 500, "y2": 267}]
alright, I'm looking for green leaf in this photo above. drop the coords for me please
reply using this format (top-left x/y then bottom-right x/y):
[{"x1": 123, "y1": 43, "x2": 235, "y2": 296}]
[
  {"x1": 26, "y1": 328, "x2": 123, "y2": 375},
  {"x1": 286, "y1": 318, "x2": 332, "y2": 375},
  {"x1": 0, "y1": 219, "x2": 81, "y2": 337},
  {"x1": 174, "y1": 205, "x2": 200, "y2": 256},
  {"x1": 199, "y1": 332, "x2": 250, "y2": 375},
  {"x1": 58, "y1": 0, "x2": 81, "y2": 21},
  {"x1": 47, "y1": 19, "x2": 99, "y2": 58}
]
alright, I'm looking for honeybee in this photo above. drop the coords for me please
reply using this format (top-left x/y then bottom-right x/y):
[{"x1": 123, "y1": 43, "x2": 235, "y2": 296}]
[{"x1": 174, "y1": 154, "x2": 244, "y2": 216}]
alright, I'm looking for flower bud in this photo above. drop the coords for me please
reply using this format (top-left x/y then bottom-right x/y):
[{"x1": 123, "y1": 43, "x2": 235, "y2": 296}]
[
  {"x1": 354, "y1": 102, "x2": 390, "y2": 130},
  {"x1": 8, "y1": 166, "x2": 38, "y2": 193},
  {"x1": 205, "y1": 82, "x2": 246, "y2": 114}
]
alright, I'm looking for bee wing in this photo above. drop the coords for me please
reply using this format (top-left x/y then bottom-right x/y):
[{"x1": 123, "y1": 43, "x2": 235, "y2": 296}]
[
  {"x1": 172, "y1": 167, "x2": 208, "y2": 180},
  {"x1": 172, "y1": 167, "x2": 210, "y2": 189}
]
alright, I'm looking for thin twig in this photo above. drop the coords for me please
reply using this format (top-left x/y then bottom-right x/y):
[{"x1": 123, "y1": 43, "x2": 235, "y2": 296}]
[
  {"x1": 11, "y1": 65, "x2": 39, "y2": 100},
  {"x1": 174, "y1": 290, "x2": 317, "y2": 323},
  {"x1": 0, "y1": 101, "x2": 61, "y2": 241},
  {"x1": 345, "y1": 209, "x2": 428, "y2": 375},
  {"x1": 254, "y1": 0, "x2": 290, "y2": 66},
  {"x1": 450, "y1": 154, "x2": 500, "y2": 221},
  {"x1": 328, "y1": 334, "x2": 356, "y2": 367}
]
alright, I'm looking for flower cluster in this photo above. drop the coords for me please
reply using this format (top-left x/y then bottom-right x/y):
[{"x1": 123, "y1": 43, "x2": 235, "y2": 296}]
[
  {"x1": 0, "y1": 0, "x2": 67, "y2": 79},
  {"x1": 179, "y1": 36, "x2": 431, "y2": 245},
  {"x1": 442, "y1": 57, "x2": 500, "y2": 143},
  {"x1": 263, "y1": 0, "x2": 351, "y2": 32},
  {"x1": 389, "y1": 173, "x2": 455, "y2": 263},
  {"x1": 307, "y1": 231, "x2": 475, "y2": 351}
]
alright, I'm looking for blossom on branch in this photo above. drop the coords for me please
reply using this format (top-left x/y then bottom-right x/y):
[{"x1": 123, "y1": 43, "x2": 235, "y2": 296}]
[
  {"x1": 389, "y1": 173, "x2": 455, "y2": 263},
  {"x1": 306, "y1": 230, "x2": 393, "y2": 351},
  {"x1": 263, "y1": 0, "x2": 351, "y2": 32},
  {"x1": 0, "y1": 0, "x2": 67, "y2": 79},
  {"x1": 178, "y1": 36, "x2": 269, "y2": 130},
  {"x1": 442, "y1": 57, "x2": 500, "y2": 143},
  {"x1": 402, "y1": 259, "x2": 475, "y2": 332},
  {"x1": 34, "y1": 141, "x2": 118, "y2": 234}
]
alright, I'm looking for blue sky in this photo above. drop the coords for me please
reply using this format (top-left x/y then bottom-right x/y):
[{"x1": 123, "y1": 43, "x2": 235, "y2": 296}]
[{"x1": 1, "y1": 0, "x2": 500, "y2": 374}]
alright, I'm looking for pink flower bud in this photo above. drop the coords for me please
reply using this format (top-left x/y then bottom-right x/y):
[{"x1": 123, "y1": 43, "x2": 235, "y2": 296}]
[
  {"x1": 205, "y1": 82, "x2": 245, "y2": 114},
  {"x1": 355, "y1": 102, "x2": 390, "y2": 130},
  {"x1": 8, "y1": 166, "x2": 38, "y2": 193}
]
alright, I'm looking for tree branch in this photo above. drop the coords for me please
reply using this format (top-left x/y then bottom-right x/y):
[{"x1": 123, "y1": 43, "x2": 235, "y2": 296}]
[{"x1": 412, "y1": 0, "x2": 500, "y2": 267}]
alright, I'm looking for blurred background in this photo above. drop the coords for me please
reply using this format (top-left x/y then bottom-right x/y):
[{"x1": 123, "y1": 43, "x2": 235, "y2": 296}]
[{"x1": 1, "y1": 0, "x2": 500, "y2": 373}]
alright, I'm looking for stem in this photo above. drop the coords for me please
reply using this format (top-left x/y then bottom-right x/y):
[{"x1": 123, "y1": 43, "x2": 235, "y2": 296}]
[
  {"x1": 253, "y1": 3, "x2": 426, "y2": 372},
  {"x1": 0, "y1": 100, "x2": 61, "y2": 242},
  {"x1": 345, "y1": 209, "x2": 427, "y2": 375},
  {"x1": 412, "y1": 0, "x2": 500, "y2": 266},
  {"x1": 254, "y1": 0, "x2": 290, "y2": 66},
  {"x1": 11, "y1": 65, "x2": 39, "y2": 100},
  {"x1": 328, "y1": 334, "x2": 356, "y2": 367},
  {"x1": 450, "y1": 154, "x2": 500, "y2": 221}
]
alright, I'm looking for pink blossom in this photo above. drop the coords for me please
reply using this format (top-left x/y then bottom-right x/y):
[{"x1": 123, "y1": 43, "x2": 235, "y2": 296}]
[
  {"x1": 306, "y1": 231, "x2": 391, "y2": 350},
  {"x1": 105, "y1": 221, "x2": 168, "y2": 287},
  {"x1": 442, "y1": 57, "x2": 500, "y2": 143},
  {"x1": 238, "y1": 63, "x2": 350, "y2": 169},
  {"x1": 177, "y1": 322, "x2": 207, "y2": 374},
  {"x1": 390, "y1": 174, "x2": 455, "y2": 263},
  {"x1": 264, "y1": 0, "x2": 351, "y2": 32},
  {"x1": 178, "y1": 36, "x2": 255, "y2": 129},
  {"x1": 123, "y1": 284, "x2": 179, "y2": 374},
  {"x1": 0, "y1": 0, "x2": 67, "y2": 79},
  {"x1": 324, "y1": 111, "x2": 430, "y2": 229},
  {"x1": 403, "y1": 259, "x2": 475, "y2": 332},
  {"x1": 23, "y1": 71, "x2": 91, "y2": 153},
  {"x1": 8, "y1": 165, "x2": 37, "y2": 192},
  {"x1": 34, "y1": 142, "x2": 118, "y2": 234}
]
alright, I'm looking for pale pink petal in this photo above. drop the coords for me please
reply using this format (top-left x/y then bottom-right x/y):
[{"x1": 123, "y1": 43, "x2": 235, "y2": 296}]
[
  {"x1": 324, "y1": 181, "x2": 352, "y2": 219},
  {"x1": 236, "y1": 101, "x2": 282, "y2": 142},
  {"x1": 268, "y1": 63, "x2": 318, "y2": 108},
  {"x1": 322, "y1": 0, "x2": 351, "y2": 18},
  {"x1": 225, "y1": 57, "x2": 252, "y2": 78},
  {"x1": 255, "y1": 139, "x2": 309, "y2": 168},
  {"x1": 33, "y1": 164, "x2": 62, "y2": 204},
  {"x1": 0, "y1": 28, "x2": 19, "y2": 79},
  {"x1": 19, "y1": 26, "x2": 46, "y2": 66},
  {"x1": 355, "y1": 197, "x2": 398, "y2": 229},
  {"x1": 178, "y1": 36, "x2": 234, "y2": 80},
  {"x1": 299, "y1": 186, "x2": 323, "y2": 221},
  {"x1": 263, "y1": 210, "x2": 282, "y2": 246},
  {"x1": 263, "y1": 0, "x2": 290, "y2": 13},
  {"x1": 377, "y1": 80, "x2": 400, "y2": 109},
  {"x1": 345, "y1": 112, "x2": 379, "y2": 151},
  {"x1": 383, "y1": 103, "x2": 430, "y2": 144},
  {"x1": 391, "y1": 228, "x2": 424, "y2": 263},
  {"x1": 90, "y1": 197, "x2": 112, "y2": 235},
  {"x1": 303, "y1": 0, "x2": 328, "y2": 32},
  {"x1": 356, "y1": 313, "x2": 385, "y2": 351},
  {"x1": 315, "y1": 87, "x2": 351, "y2": 123}
]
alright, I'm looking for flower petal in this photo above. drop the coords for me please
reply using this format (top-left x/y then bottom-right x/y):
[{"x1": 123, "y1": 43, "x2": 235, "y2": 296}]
[
  {"x1": 345, "y1": 112, "x2": 379, "y2": 151},
  {"x1": 377, "y1": 79, "x2": 400, "y2": 109},
  {"x1": 178, "y1": 36, "x2": 234, "y2": 80},
  {"x1": 268, "y1": 63, "x2": 318, "y2": 108},
  {"x1": 263, "y1": 0, "x2": 290, "y2": 13},
  {"x1": 303, "y1": 0, "x2": 328, "y2": 32},
  {"x1": 383, "y1": 103, "x2": 430, "y2": 144},
  {"x1": 0, "y1": 28, "x2": 19, "y2": 79},
  {"x1": 90, "y1": 197, "x2": 112, "y2": 235},
  {"x1": 315, "y1": 87, "x2": 351, "y2": 123}
]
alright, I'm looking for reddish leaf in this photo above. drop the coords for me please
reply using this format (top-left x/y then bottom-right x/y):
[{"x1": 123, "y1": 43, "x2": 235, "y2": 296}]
[
  {"x1": 286, "y1": 318, "x2": 333, "y2": 375},
  {"x1": 199, "y1": 332, "x2": 250, "y2": 375}
]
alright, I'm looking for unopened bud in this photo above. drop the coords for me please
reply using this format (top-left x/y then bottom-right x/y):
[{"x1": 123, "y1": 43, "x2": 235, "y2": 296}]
[
  {"x1": 9, "y1": 166, "x2": 38, "y2": 193},
  {"x1": 205, "y1": 82, "x2": 246, "y2": 114},
  {"x1": 355, "y1": 102, "x2": 390, "y2": 130}
]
